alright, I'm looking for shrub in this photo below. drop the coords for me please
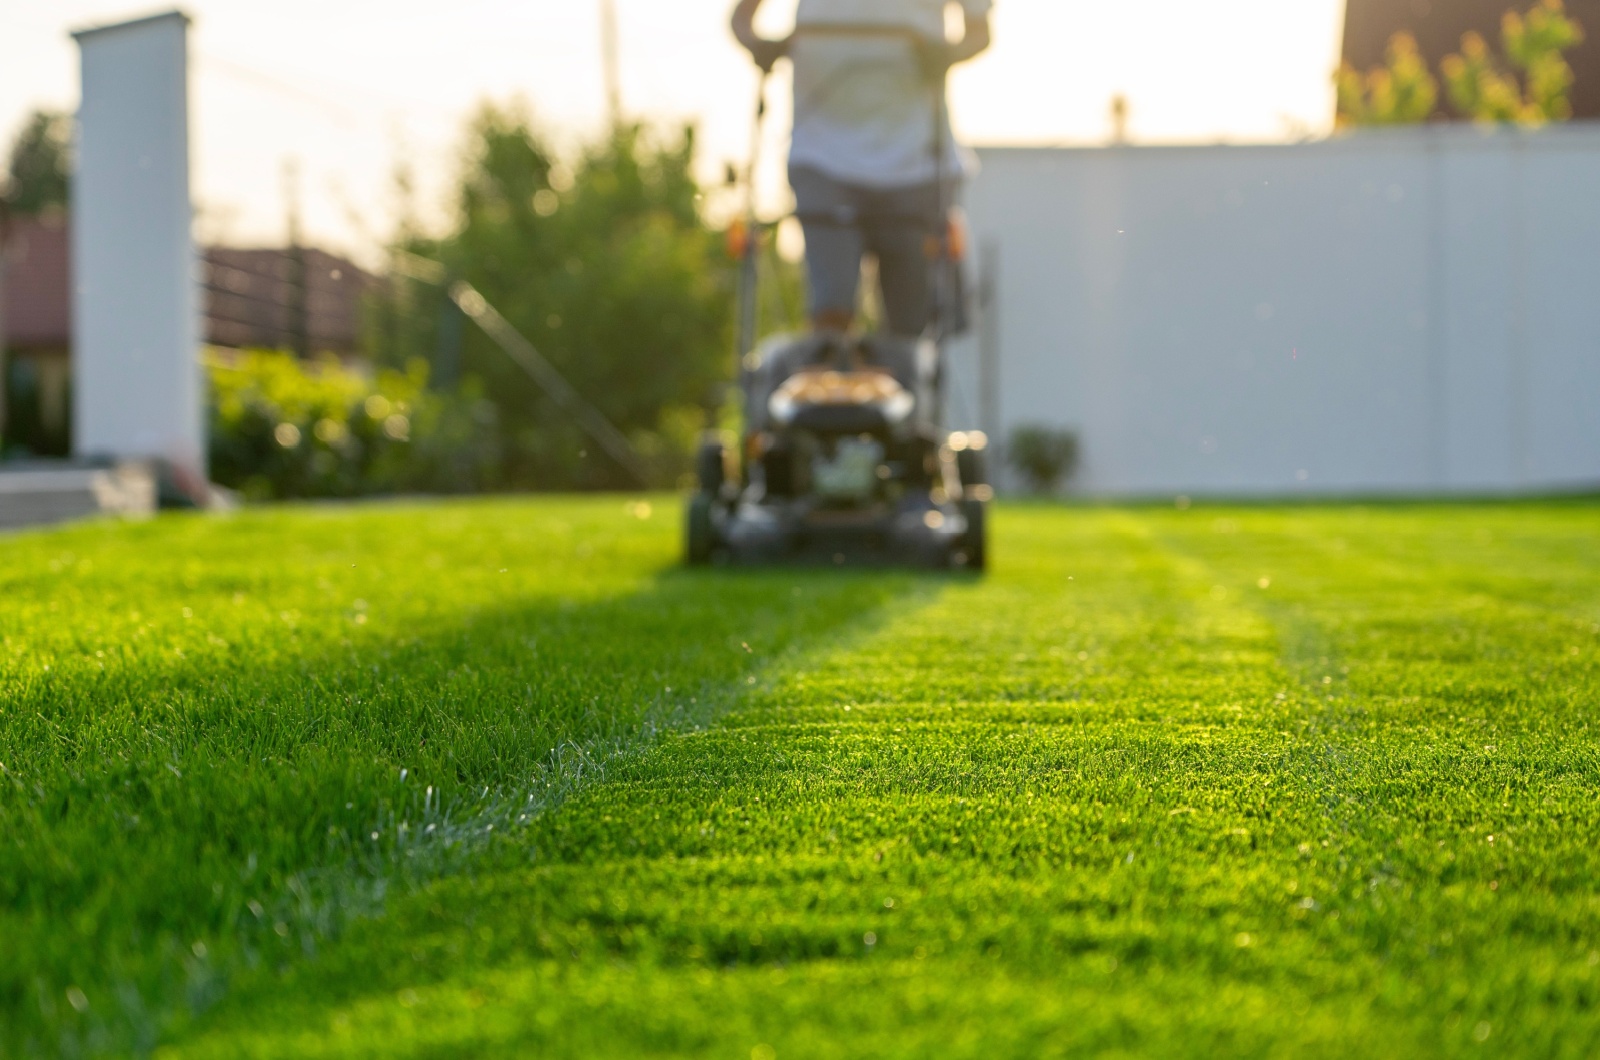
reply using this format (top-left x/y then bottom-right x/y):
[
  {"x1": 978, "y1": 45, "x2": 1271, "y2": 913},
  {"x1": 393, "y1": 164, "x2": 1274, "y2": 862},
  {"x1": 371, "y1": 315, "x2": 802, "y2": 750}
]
[
  {"x1": 1008, "y1": 425, "x2": 1080, "y2": 495},
  {"x1": 1338, "y1": 1, "x2": 1585, "y2": 127},
  {"x1": 207, "y1": 350, "x2": 503, "y2": 501},
  {"x1": 1442, "y1": 0, "x2": 1586, "y2": 123},
  {"x1": 1337, "y1": 33, "x2": 1439, "y2": 127}
]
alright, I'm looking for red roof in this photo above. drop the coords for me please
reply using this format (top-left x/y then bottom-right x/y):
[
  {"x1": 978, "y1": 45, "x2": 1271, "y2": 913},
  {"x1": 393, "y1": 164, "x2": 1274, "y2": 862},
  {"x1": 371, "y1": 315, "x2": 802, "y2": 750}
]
[
  {"x1": 1, "y1": 216, "x2": 373, "y2": 354},
  {"x1": 2, "y1": 216, "x2": 71, "y2": 348}
]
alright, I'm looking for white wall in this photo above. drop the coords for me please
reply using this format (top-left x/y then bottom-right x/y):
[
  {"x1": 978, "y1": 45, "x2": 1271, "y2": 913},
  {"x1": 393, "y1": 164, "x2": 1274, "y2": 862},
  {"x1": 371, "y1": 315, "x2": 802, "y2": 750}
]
[
  {"x1": 72, "y1": 11, "x2": 203, "y2": 476},
  {"x1": 948, "y1": 126, "x2": 1600, "y2": 496}
]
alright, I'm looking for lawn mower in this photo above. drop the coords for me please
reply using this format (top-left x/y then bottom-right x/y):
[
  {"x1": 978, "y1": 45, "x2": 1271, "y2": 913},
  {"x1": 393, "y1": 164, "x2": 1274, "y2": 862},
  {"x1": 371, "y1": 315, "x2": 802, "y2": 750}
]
[{"x1": 686, "y1": 23, "x2": 991, "y2": 570}]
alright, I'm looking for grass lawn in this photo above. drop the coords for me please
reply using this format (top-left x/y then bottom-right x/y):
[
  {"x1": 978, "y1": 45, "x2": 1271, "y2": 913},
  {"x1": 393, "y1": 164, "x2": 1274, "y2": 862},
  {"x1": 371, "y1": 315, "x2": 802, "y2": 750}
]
[{"x1": 3, "y1": 497, "x2": 1598, "y2": 1057}]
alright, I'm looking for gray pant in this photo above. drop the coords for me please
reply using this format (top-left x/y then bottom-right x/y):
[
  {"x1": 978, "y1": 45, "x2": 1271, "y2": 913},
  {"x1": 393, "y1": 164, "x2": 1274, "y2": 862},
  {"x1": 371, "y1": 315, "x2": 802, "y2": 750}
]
[{"x1": 790, "y1": 165, "x2": 945, "y2": 338}]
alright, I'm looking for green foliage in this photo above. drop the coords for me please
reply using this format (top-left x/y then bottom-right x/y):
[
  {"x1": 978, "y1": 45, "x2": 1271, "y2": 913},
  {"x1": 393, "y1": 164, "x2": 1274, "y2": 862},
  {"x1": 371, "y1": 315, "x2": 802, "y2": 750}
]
[
  {"x1": 1, "y1": 356, "x2": 71, "y2": 459},
  {"x1": 1007, "y1": 424, "x2": 1080, "y2": 493},
  {"x1": 5, "y1": 502, "x2": 1600, "y2": 1055},
  {"x1": 2, "y1": 110, "x2": 70, "y2": 217},
  {"x1": 373, "y1": 104, "x2": 734, "y2": 490},
  {"x1": 1339, "y1": 2, "x2": 1586, "y2": 128},
  {"x1": 1337, "y1": 32, "x2": 1440, "y2": 126},
  {"x1": 1442, "y1": 0, "x2": 1586, "y2": 123},
  {"x1": 1444, "y1": 31, "x2": 1538, "y2": 121},
  {"x1": 206, "y1": 349, "x2": 504, "y2": 500}
]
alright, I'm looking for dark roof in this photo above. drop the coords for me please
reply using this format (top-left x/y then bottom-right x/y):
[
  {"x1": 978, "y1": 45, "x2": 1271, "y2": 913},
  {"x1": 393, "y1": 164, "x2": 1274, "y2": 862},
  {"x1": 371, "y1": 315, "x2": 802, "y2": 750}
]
[
  {"x1": 1, "y1": 216, "x2": 71, "y2": 348},
  {"x1": 1, "y1": 218, "x2": 373, "y2": 354},
  {"x1": 1343, "y1": 0, "x2": 1600, "y2": 119},
  {"x1": 71, "y1": 10, "x2": 191, "y2": 42}
]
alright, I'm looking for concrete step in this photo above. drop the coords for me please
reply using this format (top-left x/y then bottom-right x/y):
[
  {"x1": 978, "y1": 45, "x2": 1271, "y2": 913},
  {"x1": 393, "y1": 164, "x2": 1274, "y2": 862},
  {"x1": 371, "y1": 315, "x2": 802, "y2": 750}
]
[{"x1": 0, "y1": 464, "x2": 157, "y2": 530}]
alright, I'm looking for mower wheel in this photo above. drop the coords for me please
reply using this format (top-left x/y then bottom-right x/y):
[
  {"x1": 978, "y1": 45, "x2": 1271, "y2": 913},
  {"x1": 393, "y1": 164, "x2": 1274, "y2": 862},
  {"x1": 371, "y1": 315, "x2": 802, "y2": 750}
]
[
  {"x1": 686, "y1": 493, "x2": 717, "y2": 566},
  {"x1": 961, "y1": 497, "x2": 988, "y2": 572},
  {"x1": 956, "y1": 447, "x2": 988, "y2": 490},
  {"x1": 696, "y1": 439, "x2": 728, "y2": 495}
]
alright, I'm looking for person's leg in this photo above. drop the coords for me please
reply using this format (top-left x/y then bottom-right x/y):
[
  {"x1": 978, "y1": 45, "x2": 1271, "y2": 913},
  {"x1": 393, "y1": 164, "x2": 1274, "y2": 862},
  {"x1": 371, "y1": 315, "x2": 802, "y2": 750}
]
[
  {"x1": 789, "y1": 166, "x2": 866, "y2": 334},
  {"x1": 862, "y1": 182, "x2": 943, "y2": 339}
]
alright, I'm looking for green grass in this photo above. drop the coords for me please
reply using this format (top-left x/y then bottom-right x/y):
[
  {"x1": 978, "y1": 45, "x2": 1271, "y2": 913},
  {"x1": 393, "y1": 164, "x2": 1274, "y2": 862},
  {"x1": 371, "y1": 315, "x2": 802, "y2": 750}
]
[{"x1": 3, "y1": 498, "x2": 1599, "y2": 1057}]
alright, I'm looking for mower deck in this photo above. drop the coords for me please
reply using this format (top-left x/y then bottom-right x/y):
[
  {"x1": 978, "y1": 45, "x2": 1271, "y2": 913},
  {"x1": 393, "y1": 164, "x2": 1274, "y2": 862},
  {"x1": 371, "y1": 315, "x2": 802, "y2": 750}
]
[{"x1": 710, "y1": 495, "x2": 976, "y2": 569}]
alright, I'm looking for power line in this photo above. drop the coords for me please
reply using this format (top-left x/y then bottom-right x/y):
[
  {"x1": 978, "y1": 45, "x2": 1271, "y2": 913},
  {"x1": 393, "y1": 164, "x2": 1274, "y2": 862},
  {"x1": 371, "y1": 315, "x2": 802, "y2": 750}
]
[{"x1": 196, "y1": 54, "x2": 369, "y2": 130}]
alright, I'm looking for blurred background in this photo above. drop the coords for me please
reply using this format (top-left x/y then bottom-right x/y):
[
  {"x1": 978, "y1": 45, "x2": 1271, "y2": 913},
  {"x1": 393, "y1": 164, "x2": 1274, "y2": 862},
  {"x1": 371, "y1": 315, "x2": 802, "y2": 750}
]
[{"x1": 1, "y1": 0, "x2": 1596, "y2": 504}]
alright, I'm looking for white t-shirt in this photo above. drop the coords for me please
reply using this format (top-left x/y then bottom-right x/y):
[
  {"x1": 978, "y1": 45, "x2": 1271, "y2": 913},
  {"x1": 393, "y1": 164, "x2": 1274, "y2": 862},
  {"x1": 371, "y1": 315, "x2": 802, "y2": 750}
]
[{"x1": 789, "y1": 0, "x2": 992, "y2": 189}]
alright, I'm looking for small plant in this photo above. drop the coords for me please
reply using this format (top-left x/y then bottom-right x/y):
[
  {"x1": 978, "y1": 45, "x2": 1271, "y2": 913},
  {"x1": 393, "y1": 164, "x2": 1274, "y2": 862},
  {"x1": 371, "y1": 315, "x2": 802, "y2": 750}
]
[
  {"x1": 1008, "y1": 424, "x2": 1079, "y2": 494},
  {"x1": 1337, "y1": 32, "x2": 1440, "y2": 126},
  {"x1": 1442, "y1": 0, "x2": 1585, "y2": 123}
]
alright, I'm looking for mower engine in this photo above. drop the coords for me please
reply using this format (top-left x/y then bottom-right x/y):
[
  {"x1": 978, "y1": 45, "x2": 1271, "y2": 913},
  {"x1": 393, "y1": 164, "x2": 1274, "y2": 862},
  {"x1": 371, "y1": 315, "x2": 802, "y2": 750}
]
[
  {"x1": 686, "y1": 332, "x2": 990, "y2": 569},
  {"x1": 812, "y1": 436, "x2": 886, "y2": 503}
]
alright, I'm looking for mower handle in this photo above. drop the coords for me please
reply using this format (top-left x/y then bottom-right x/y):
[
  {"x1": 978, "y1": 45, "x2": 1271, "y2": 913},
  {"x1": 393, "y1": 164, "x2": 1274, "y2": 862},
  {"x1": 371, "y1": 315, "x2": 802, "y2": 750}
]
[
  {"x1": 787, "y1": 22, "x2": 935, "y2": 42},
  {"x1": 774, "y1": 23, "x2": 955, "y2": 93},
  {"x1": 741, "y1": 22, "x2": 935, "y2": 73}
]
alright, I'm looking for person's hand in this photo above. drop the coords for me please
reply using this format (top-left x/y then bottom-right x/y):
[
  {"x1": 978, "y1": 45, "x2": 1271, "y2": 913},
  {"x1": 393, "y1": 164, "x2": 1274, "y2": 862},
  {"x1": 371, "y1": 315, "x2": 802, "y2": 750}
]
[
  {"x1": 747, "y1": 35, "x2": 791, "y2": 73},
  {"x1": 916, "y1": 14, "x2": 991, "y2": 82}
]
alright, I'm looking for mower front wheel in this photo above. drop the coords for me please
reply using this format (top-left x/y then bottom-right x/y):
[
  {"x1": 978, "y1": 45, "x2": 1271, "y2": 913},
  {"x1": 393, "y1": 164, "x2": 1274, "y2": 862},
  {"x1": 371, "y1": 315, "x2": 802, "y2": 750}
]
[
  {"x1": 686, "y1": 494, "x2": 718, "y2": 566},
  {"x1": 961, "y1": 498, "x2": 988, "y2": 572},
  {"x1": 956, "y1": 446, "x2": 988, "y2": 491}
]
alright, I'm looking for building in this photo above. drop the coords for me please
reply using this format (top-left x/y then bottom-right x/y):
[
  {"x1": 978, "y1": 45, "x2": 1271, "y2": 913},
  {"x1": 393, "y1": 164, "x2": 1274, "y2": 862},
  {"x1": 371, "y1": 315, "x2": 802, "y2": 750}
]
[
  {"x1": 1, "y1": 216, "x2": 372, "y2": 455},
  {"x1": 0, "y1": 216, "x2": 72, "y2": 454},
  {"x1": 1343, "y1": 0, "x2": 1600, "y2": 119}
]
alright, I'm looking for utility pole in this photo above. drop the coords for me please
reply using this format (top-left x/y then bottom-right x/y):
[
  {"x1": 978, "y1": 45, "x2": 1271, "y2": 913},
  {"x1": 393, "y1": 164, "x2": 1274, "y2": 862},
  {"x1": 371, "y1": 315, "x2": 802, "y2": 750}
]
[
  {"x1": 0, "y1": 199, "x2": 10, "y2": 449},
  {"x1": 1110, "y1": 94, "x2": 1130, "y2": 146},
  {"x1": 282, "y1": 157, "x2": 309, "y2": 359},
  {"x1": 600, "y1": 0, "x2": 623, "y2": 128}
]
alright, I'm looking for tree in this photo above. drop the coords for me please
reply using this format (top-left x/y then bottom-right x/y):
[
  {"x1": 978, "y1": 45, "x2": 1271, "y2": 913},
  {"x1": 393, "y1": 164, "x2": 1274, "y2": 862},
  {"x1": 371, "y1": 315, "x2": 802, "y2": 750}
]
[
  {"x1": 1442, "y1": 0, "x2": 1586, "y2": 123},
  {"x1": 3, "y1": 110, "x2": 71, "y2": 217},
  {"x1": 1337, "y1": 33, "x2": 1440, "y2": 127},
  {"x1": 373, "y1": 103, "x2": 734, "y2": 490}
]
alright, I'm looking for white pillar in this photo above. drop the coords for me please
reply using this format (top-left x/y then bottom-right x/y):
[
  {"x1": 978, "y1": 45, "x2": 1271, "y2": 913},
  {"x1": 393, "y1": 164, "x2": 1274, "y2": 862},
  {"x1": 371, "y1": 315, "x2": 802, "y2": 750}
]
[{"x1": 71, "y1": 11, "x2": 203, "y2": 478}]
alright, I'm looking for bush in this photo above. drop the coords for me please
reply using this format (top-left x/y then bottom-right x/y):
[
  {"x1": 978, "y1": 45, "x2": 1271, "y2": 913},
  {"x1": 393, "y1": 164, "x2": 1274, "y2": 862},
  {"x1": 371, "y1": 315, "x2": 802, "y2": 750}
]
[
  {"x1": 207, "y1": 350, "x2": 504, "y2": 501},
  {"x1": 1442, "y1": 0, "x2": 1586, "y2": 123},
  {"x1": 1008, "y1": 425, "x2": 1080, "y2": 495},
  {"x1": 1337, "y1": 33, "x2": 1439, "y2": 127},
  {"x1": 1338, "y1": 1, "x2": 1585, "y2": 127}
]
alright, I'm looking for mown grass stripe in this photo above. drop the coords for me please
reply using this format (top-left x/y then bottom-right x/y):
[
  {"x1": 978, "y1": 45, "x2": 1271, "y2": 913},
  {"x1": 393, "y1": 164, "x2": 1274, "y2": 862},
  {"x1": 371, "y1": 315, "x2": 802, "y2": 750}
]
[
  {"x1": 163, "y1": 504, "x2": 1599, "y2": 1058},
  {"x1": 0, "y1": 499, "x2": 917, "y2": 1056},
  {"x1": 6, "y1": 500, "x2": 1599, "y2": 1057}
]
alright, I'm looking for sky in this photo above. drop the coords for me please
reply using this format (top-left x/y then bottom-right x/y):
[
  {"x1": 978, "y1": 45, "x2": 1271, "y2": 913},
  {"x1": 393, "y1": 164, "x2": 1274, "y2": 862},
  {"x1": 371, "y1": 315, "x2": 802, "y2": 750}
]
[{"x1": 0, "y1": 0, "x2": 1348, "y2": 264}]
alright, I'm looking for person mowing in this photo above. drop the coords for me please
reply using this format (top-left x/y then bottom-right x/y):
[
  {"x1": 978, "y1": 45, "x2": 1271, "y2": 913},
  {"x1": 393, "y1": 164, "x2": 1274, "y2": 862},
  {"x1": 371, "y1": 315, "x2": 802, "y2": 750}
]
[{"x1": 731, "y1": 0, "x2": 993, "y2": 339}]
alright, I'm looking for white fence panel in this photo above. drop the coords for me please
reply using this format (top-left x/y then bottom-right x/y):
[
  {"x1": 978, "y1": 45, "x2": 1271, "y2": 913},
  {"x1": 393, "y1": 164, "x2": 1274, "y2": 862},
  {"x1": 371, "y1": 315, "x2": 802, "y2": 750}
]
[{"x1": 950, "y1": 127, "x2": 1600, "y2": 496}]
